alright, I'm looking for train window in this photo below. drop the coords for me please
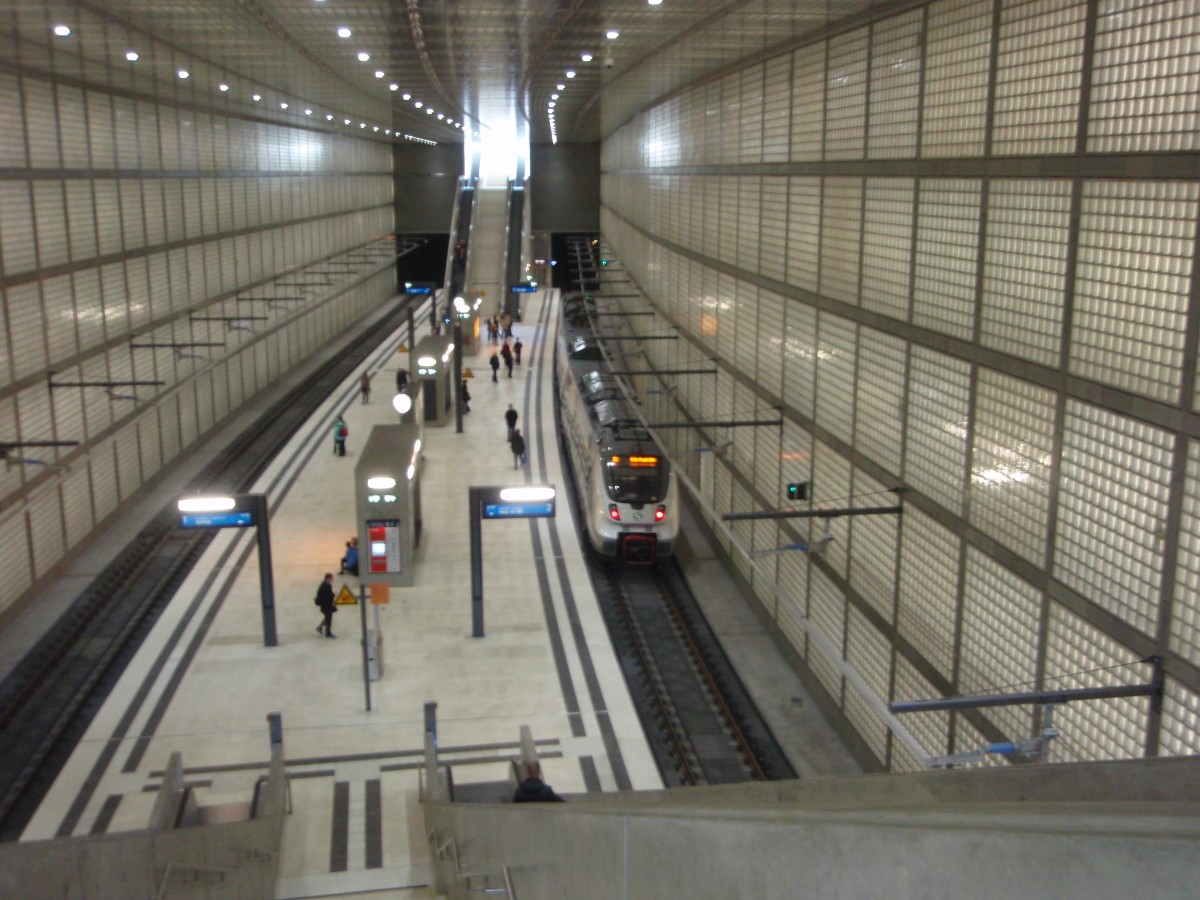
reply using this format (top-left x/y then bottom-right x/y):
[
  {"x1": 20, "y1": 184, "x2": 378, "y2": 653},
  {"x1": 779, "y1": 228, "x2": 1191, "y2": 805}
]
[
  {"x1": 569, "y1": 338, "x2": 604, "y2": 360},
  {"x1": 604, "y1": 463, "x2": 668, "y2": 504}
]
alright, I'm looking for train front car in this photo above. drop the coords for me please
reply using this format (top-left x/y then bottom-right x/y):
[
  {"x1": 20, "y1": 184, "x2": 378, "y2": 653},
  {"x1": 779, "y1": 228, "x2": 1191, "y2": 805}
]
[
  {"x1": 593, "y1": 426, "x2": 676, "y2": 563},
  {"x1": 556, "y1": 294, "x2": 679, "y2": 563}
]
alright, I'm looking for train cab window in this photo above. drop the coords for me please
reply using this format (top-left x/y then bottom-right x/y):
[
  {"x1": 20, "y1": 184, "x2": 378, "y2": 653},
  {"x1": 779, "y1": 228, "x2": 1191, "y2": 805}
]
[{"x1": 604, "y1": 457, "x2": 669, "y2": 504}]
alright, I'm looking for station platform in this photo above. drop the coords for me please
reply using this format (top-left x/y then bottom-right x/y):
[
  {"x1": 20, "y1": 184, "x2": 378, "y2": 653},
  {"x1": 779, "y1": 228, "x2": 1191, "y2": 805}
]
[{"x1": 8, "y1": 288, "x2": 856, "y2": 898}]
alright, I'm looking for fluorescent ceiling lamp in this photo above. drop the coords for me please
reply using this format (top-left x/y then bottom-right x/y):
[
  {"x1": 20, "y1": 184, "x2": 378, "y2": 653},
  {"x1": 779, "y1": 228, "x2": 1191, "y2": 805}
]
[
  {"x1": 392, "y1": 393, "x2": 413, "y2": 414},
  {"x1": 367, "y1": 476, "x2": 397, "y2": 490},
  {"x1": 500, "y1": 486, "x2": 555, "y2": 502},
  {"x1": 178, "y1": 496, "x2": 237, "y2": 512},
  {"x1": 417, "y1": 356, "x2": 436, "y2": 366}
]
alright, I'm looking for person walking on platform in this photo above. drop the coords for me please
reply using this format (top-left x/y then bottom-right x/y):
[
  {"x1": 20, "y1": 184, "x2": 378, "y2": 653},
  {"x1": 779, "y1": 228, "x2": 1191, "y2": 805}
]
[
  {"x1": 500, "y1": 341, "x2": 514, "y2": 378},
  {"x1": 332, "y1": 416, "x2": 348, "y2": 456},
  {"x1": 504, "y1": 404, "x2": 518, "y2": 440},
  {"x1": 513, "y1": 337, "x2": 523, "y2": 366},
  {"x1": 396, "y1": 367, "x2": 408, "y2": 391},
  {"x1": 489, "y1": 352, "x2": 500, "y2": 383},
  {"x1": 314, "y1": 573, "x2": 337, "y2": 638},
  {"x1": 461, "y1": 380, "x2": 471, "y2": 413},
  {"x1": 359, "y1": 371, "x2": 371, "y2": 404},
  {"x1": 510, "y1": 429, "x2": 526, "y2": 469}
]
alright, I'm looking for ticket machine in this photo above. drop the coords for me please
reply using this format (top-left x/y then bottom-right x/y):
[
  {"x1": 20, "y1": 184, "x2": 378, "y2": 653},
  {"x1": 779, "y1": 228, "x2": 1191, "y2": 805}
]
[{"x1": 354, "y1": 424, "x2": 423, "y2": 587}]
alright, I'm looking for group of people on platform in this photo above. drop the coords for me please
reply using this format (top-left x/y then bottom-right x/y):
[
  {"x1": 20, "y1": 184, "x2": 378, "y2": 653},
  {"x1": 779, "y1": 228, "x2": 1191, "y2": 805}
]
[
  {"x1": 488, "y1": 338, "x2": 522, "y2": 381},
  {"x1": 505, "y1": 403, "x2": 526, "y2": 468}
]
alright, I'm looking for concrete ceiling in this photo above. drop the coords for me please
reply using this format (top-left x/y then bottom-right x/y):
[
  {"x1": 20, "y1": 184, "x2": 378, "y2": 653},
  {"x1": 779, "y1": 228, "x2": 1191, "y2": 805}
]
[{"x1": 3, "y1": 0, "x2": 888, "y2": 148}]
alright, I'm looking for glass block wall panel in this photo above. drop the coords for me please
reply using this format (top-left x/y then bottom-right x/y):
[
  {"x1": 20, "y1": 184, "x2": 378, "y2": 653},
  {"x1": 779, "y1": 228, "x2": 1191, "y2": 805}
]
[
  {"x1": 867, "y1": 11, "x2": 922, "y2": 159},
  {"x1": 893, "y1": 656, "x2": 950, "y2": 765},
  {"x1": 781, "y1": 297, "x2": 817, "y2": 421},
  {"x1": 812, "y1": 441, "x2": 853, "y2": 577},
  {"x1": 739, "y1": 65, "x2": 764, "y2": 164},
  {"x1": 757, "y1": 289, "x2": 784, "y2": 398},
  {"x1": 720, "y1": 75, "x2": 742, "y2": 165},
  {"x1": 992, "y1": 0, "x2": 1086, "y2": 155},
  {"x1": 921, "y1": 0, "x2": 992, "y2": 156},
  {"x1": 913, "y1": 179, "x2": 981, "y2": 340},
  {"x1": 904, "y1": 346, "x2": 970, "y2": 515},
  {"x1": 1173, "y1": 441, "x2": 1200, "y2": 668},
  {"x1": 760, "y1": 178, "x2": 788, "y2": 283},
  {"x1": 819, "y1": 177, "x2": 862, "y2": 304},
  {"x1": 897, "y1": 505, "x2": 961, "y2": 678},
  {"x1": 1089, "y1": 0, "x2": 1200, "y2": 154},
  {"x1": 762, "y1": 55, "x2": 792, "y2": 163},
  {"x1": 813, "y1": 313, "x2": 856, "y2": 446},
  {"x1": 1159, "y1": 678, "x2": 1200, "y2": 757},
  {"x1": 980, "y1": 180, "x2": 1071, "y2": 366},
  {"x1": 1069, "y1": 180, "x2": 1196, "y2": 403},
  {"x1": 1055, "y1": 401, "x2": 1172, "y2": 635},
  {"x1": 848, "y1": 469, "x2": 900, "y2": 621},
  {"x1": 853, "y1": 328, "x2": 906, "y2": 476},
  {"x1": 844, "y1": 605, "x2": 892, "y2": 765},
  {"x1": 825, "y1": 31, "x2": 869, "y2": 159},
  {"x1": 786, "y1": 177, "x2": 821, "y2": 292},
  {"x1": 808, "y1": 566, "x2": 847, "y2": 701},
  {"x1": 960, "y1": 546, "x2": 1041, "y2": 742},
  {"x1": 0, "y1": 74, "x2": 25, "y2": 166},
  {"x1": 970, "y1": 368, "x2": 1055, "y2": 564},
  {"x1": 1045, "y1": 603, "x2": 1150, "y2": 761},
  {"x1": 737, "y1": 178, "x2": 761, "y2": 272},
  {"x1": 790, "y1": 43, "x2": 826, "y2": 161},
  {"x1": 861, "y1": 178, "x2": 914, "y2": 319}
]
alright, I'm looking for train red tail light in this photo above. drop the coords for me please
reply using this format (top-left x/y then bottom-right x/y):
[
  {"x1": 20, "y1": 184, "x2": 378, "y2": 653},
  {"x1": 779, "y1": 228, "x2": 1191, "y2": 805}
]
[
  {"x1": 654, "y1": 506, "x2": 666, "y2": 522},
  {"x1": 609, "y1": 504, "x2": 620, "y2": 521}
]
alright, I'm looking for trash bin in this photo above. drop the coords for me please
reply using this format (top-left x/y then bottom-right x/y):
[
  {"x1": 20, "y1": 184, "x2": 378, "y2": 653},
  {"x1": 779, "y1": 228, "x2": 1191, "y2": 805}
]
[{"x1": 367, "y1": 629, "x2": 384, "y2": 681}]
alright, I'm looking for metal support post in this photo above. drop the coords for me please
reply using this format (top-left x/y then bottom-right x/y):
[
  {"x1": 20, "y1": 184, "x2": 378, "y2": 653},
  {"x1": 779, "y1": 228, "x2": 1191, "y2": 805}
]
[
  {"x1": 360, "y1": 584, "x2": 371, "y2": 711},
  {"x1": 453, "y1": 324, "x2": 464, "y2": 434},
  {"x1": 251, "y1": 494, "x2": 278, "y2": 647},
  {"x1": 468, "y1": 487, "x2": 484, "y2": 637}
]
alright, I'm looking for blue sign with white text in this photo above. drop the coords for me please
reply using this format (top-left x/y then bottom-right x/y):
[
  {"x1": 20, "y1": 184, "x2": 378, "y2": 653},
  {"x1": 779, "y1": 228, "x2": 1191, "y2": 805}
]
[
  {"x1": 510, "y1": 285, "x2": 536, "y2": 293},
  {"x1": 180, "y1": 511, "x2": 253, "y2": 529},
  {"x1": 406, "y1": 285, "x2": 433, "y2": 295},
  {"x1": 482, "y1": 501, "x2": 555, "y2": 519}
]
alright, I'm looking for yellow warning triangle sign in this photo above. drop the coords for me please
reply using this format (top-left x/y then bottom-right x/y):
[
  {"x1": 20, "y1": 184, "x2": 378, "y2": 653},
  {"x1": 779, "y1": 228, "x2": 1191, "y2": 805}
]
[
  {"x1": 398, "y1": 344, "x2": 408, "y2": 353},
  {"x1": 334, "y1": 585, "x2": 358, "y2": 605},
  {"x1": 463, "y1": 368, "x2": 474, "y2": 378}
]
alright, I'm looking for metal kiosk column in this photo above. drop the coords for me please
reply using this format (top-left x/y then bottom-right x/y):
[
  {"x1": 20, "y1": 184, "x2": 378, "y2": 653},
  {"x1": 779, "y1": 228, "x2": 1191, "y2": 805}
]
[
  {"x1": 354, "y1": 425, "x2": 424, "y2": 688},
  {"x1": 411, "y1": 333, "x2": 455, "y2": 427}
]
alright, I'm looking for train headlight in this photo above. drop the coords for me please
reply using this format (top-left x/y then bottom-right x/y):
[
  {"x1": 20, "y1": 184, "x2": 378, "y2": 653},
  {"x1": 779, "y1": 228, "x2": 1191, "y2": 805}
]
[
  {"x1": 654, "y1": 506, "x2": 666, "y2": 522},
  {"x1": 608, "y1": 504, "x2": 620, "y2": 521}
]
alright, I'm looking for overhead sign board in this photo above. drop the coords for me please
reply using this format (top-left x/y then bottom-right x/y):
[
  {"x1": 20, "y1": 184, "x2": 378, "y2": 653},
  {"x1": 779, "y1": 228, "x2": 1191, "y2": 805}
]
[
  {"x1": 510, "y1": 284, "x2": 536, "y2": 293},
  {"x1": 405, "y1": 283, "x2": 434, "y2": 295},
  {"x1": 179, "y1": 510, "x2": 253, "y2": 529},
  {"x1": 482, "y1": 500, "x2": 555, "y2": 519}
]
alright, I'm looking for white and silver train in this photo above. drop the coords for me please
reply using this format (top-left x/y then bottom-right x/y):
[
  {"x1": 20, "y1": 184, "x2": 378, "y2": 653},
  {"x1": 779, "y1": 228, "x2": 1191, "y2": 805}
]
[{"x1": 555, "y1": 292, "x2": 679, "y2": 563}]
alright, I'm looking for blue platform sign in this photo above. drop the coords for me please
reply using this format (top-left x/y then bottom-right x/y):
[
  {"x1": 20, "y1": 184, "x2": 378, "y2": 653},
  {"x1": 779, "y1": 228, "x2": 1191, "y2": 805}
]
[
  {"x1": 406, "y1": 284, "x2": 434, "y2": 295},
  {"x1": 510, "y1": 284, "x2": 536, "y2": 293},
  {"x1": 482, "y1": 500, "x2": 555, "y2": 519},
  {"x1": 180, "y1": 510, "x2": 253, "y2": 529}
]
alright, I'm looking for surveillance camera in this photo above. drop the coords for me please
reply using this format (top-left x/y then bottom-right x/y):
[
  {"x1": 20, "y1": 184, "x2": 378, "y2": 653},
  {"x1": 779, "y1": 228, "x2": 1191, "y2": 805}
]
[{"x1": 604, "y1": 56, "x2": 614, "y2": 69}]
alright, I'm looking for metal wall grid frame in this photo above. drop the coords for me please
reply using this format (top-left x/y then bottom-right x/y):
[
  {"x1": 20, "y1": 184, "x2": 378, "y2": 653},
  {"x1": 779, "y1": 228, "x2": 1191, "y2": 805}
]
[{"x1": 599, "y1": 0, "x2": 1200, "y2": 769}]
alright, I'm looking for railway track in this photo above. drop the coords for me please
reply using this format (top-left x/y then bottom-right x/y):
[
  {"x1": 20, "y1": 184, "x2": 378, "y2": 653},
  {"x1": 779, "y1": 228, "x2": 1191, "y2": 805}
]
[
  {"x1": 592, "y1": 558, "x2": 796, "y2": 787},
  {"x1": 0, "y1": 298, "x2": 416, "y2": 840}
]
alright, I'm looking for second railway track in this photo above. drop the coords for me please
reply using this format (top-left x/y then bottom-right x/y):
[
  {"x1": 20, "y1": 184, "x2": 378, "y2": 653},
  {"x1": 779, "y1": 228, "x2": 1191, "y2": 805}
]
[{"x1": 0, "y1": 298, "x2": 418, "y2": 840}]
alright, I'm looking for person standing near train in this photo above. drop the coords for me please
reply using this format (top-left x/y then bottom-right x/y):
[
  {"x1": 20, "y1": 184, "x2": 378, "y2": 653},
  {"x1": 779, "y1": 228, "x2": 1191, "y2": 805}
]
[{"x1": 314, "y1": 573, "x2": 337, "y2": 638}]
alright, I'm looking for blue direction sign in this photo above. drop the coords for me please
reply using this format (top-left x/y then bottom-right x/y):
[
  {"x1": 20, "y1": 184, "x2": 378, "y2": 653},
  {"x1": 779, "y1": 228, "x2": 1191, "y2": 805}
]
[
  {"x1": 482, "y1": 500, "x2": 555, "y2": 519},
  {"x1": 406, "y1": 283, "x2": 434, "y2": 295},
  {"x1": 179, "y1": 510, "x2": 253, "y2": 529},
  {"x1": 510, "y1": 284, "x2": 536, "y2": 293}
]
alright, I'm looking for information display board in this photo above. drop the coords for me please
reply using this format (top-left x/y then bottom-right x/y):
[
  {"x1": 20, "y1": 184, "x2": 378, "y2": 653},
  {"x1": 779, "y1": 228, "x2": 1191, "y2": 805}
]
[
  {"x1": 367, "y1": 519, "x2": 402, "y2": 573},
  {"x1": 179, "y1": 511, "x2": 253, "y2": 529},
  {"x1": 482, "y1": 500, "x2": 555, "y2": 519}
]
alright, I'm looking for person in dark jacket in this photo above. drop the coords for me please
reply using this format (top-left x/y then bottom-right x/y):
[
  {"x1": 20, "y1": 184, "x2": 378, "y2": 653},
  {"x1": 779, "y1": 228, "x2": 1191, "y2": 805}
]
[
  {"x1": 314, "y1": 573, "x2": 337, "y2": 638},
  {"x1": 461, "y1": 380, "x2": 471, "y2": 413},
  {"x1": 513, "y1": 338, "x2": 523, "y2": 365},
  {"x1": 504, "y1": 404, "x2": 518, "y2": 440},
  {"x1": 500, "y1": 341, "x2": 514, "y2": 378},
  {"x1": 509, "y1": 429, "x2": 526, "y2": 469},
  {"x1": 512, "y1": 762, "x2": 563, "y2": 803},
  {"x1": 396, "y1": 367, "x2": 409, "y2": 391},
  {"x1": 489, "y1": 352, "x2": 500, "y2": 383}
]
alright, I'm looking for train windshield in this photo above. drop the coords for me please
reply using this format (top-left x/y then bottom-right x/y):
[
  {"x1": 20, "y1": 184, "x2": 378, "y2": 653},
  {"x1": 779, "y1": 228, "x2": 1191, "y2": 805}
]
[{"x1": 603, "y1": 457, "x2": 670, "y2": 504}]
